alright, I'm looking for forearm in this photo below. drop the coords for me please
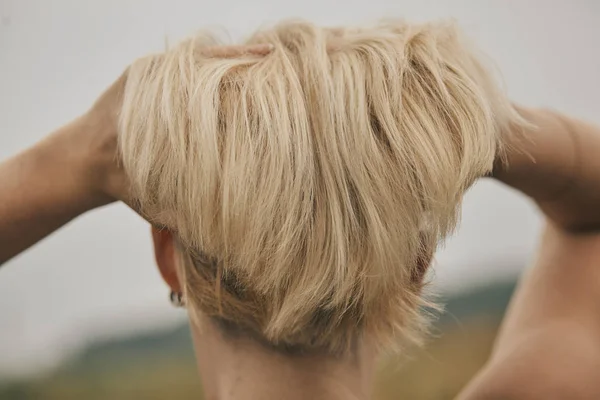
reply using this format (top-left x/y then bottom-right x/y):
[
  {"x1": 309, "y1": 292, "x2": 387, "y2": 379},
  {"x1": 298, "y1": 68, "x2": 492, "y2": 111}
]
[
  {"x1": 0, "y1": 119, "x2": 111, "y2": 264},
  {"x1": 494, "y1": 107, "x2": 600, "y2": 231}
]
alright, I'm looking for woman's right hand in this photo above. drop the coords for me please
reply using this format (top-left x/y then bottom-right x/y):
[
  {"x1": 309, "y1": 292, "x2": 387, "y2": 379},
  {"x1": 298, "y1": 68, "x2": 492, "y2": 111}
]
[
  {"x1": 78, "y1": 43, "x2": 275, "y2": 212},
  {"x1": 0, "y1": 44, "x2": 273, "y2": 264}
]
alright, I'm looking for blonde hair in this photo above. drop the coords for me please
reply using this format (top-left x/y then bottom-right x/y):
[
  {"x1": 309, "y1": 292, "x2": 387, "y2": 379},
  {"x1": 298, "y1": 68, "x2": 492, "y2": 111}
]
[{"x1": 119, "y1": 20, "x2": 522, "y2": 354}]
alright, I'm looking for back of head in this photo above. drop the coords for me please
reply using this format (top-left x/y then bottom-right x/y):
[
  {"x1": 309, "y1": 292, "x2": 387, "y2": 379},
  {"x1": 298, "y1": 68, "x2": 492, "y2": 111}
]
[{"x1": 119, "y1": 20, "x2": 521, "y2": 354}]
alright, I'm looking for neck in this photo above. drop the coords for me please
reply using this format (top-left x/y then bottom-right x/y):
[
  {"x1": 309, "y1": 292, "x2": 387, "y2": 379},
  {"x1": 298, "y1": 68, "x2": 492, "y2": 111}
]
[{"x1": 190, "y1": 317, "x2": 377, "y2": 400}]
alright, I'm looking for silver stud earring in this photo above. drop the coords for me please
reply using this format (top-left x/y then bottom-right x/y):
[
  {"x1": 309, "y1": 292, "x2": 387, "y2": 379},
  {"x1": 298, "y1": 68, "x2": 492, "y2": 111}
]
[{"x1": 169, "y1": 290, "x2": 186, "y2": 308}]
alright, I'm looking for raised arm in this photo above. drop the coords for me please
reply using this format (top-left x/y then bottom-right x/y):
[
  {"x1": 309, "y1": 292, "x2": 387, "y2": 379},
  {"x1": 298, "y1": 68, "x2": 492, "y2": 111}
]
[
  {"x1": 459, "y1": 109, "x2": 600, "y2": 399},
  {"x1": 0, "y1": 44, "x2": 273, "y2": 266},
  {"x1": 494, "y1": 107, "x2": 600, "y2": 231},
  {"x1": 0, "y1": 72, "x2": 127, "y2": 264},
  {"x1": 459, "y1": 223, "x2": 600, "y2": 399}
]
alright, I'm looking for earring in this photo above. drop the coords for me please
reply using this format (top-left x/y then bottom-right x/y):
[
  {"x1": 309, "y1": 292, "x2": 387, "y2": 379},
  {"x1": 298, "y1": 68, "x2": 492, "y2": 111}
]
[{"x1": 169, "y1": 290, "x2": 186, "y2": 308}]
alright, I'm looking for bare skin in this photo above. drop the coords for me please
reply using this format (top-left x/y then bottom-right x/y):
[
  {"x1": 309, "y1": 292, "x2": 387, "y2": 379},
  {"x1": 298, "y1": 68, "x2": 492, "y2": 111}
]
[
  {"x1": 1, "y1": 45, "x2": 600, "y2": 398},
  {"x1": 0, "y1": 44, "x2": 272, "y2": 264},
  {"x1": 458, "y1": 223, "x2": 600, "y2": 400},
  {"x1": 151, "y1": 227, "x2": 379, "y2": 400},
  {"x1": 458, "y1": 110, "x2": 600, "y2": 399},
  {"x1": 192, "y1": 313, "x2": 377, "y2": 400}
]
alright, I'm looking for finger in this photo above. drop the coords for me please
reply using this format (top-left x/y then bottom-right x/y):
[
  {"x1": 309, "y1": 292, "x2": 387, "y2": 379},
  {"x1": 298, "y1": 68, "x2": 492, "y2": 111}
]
[{"x1": 202, "y1": 44, "x2": 274, "y2": 58}]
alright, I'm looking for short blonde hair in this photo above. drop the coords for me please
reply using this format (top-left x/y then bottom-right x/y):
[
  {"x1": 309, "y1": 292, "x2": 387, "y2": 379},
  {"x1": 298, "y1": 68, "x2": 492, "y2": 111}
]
[{"x1": 119, "y1": 20, "x2": 522, "y2": 354}]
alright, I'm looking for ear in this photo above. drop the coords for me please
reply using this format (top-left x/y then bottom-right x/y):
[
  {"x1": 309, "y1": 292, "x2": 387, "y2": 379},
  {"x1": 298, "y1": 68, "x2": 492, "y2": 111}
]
[{"x1": 151, "y1": 226, "x2": 182, "y2": 293}]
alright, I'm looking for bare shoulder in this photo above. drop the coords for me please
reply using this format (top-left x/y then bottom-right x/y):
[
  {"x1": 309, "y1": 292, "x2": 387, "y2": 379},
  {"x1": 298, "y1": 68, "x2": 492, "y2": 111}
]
[{"x1": 458, "y1": 324, "x2": 600, "y2": 400}]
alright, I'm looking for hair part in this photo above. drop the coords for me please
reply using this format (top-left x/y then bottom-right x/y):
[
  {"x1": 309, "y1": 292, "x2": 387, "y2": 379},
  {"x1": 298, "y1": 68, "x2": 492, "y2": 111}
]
[{"x1": 119, "y1": 19, "x2": 525, "y2": 354}]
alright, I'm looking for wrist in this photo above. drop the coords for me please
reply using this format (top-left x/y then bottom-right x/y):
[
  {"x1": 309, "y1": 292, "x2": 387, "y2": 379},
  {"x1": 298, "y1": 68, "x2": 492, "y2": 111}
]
[
  {"x1": 47, "y1": 116, "x2": 117, "y2": 211},
  {"x1": 491, "y1": 107, "x2": 574, "y2": 202}
]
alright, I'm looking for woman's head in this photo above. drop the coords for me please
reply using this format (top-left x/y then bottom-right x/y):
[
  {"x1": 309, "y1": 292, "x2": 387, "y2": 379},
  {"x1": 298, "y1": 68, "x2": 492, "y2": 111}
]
[{"x1": 119, "y1": 20, "x2": 521, "y2": 354}]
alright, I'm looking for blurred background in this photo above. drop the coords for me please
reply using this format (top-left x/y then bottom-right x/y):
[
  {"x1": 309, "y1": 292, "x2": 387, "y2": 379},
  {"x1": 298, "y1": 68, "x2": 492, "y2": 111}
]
[{"x1": 0, "y1": 0, "x2": 598, "y2": 399}]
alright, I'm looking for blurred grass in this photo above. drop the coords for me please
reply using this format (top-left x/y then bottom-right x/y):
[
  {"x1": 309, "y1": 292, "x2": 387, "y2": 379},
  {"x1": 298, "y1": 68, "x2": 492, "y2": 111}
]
[
  {"x1": 0, "y1": 280, "x2": 515, "y2": 400},
  {"x1": 374, "y1": 316, "x2": 498, "y2": 400}
]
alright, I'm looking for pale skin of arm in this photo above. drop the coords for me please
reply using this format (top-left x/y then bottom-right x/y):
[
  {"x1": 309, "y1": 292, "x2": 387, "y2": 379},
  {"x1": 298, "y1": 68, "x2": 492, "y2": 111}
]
[
  {"x1": 457, "y1": 223, "x2": 600, "y2": 399},
  {"x1": 457, "y1": 110, "x2": 600, "y2": 399},
  {"x1": 2, "y1": 48, "x2": 600, "y2": 398},
  {"x1": 0, "y1": 45, "x2": 271, "y2": 264}
]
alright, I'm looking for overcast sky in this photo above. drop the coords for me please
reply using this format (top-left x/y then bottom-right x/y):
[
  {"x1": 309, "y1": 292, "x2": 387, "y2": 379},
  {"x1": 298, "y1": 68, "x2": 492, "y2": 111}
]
[{"x1": 1, "y1": 0, "x2": 598, "y2": 379}]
